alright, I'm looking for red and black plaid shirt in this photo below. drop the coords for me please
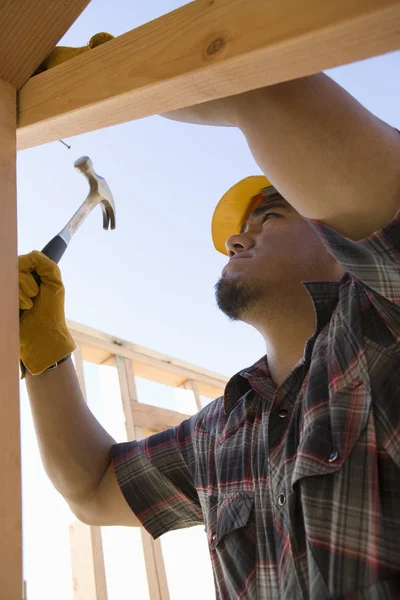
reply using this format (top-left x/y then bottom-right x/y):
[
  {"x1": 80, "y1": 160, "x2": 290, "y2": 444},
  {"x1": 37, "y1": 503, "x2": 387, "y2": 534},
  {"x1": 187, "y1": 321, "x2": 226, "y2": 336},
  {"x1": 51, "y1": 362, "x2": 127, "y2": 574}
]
[{"x1": 112, "y1": 204, "x2": 400, "y2": 598}]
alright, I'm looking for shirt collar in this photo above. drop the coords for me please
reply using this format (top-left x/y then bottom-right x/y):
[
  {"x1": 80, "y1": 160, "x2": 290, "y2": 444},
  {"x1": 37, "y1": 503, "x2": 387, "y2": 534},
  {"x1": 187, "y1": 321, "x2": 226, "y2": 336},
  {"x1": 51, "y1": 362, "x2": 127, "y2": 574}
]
[{"x1": 301, "y1": 278, "x2": 342, "y2": 335}]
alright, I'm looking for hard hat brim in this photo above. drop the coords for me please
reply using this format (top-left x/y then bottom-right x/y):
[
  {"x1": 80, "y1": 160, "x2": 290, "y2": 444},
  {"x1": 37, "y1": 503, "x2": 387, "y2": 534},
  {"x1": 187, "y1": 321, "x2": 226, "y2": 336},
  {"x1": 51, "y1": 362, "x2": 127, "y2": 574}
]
[{"x1": 211, "y1": 176, "x2": 272, "y2": 255}]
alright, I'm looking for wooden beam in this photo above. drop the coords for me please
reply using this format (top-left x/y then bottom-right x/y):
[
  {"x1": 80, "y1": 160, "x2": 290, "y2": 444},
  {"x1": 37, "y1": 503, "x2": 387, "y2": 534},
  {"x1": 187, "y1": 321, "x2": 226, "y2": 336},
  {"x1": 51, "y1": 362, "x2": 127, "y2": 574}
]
[
  {"x1": 97, "y1": 349, "x2": 225, "y2": 400},
  {"x1": 69, "y1": 321, "x2": 225, "y2": 383},
  {"x1": 0, "y1": 0, "x2": 91, "y2": 89},
  {"x1": 0, "y1": 78, "x2": 21, "y2": 600},
  {"x1": 17, "y1": 0, "x2": 400, "y2": 149},
  {"x1": 69, "y1": 520, "x2": 108, "y2": 600},
  {"x1": 68, "y1": 320, "x2": 228, "y2": 400},
  {"x1": 73, "y1": 344, "x2": 87, "y2": 402},
  {"x1": 115, "y1": 356, "x2": 138, "y2": 440},
  {"x1": 183, "y1": 380, "x2": 203, "y2": 411},
  {"x1": 131, "y1": 403, "x2": 191, "y2": 432},
  {"x1": 141, "y1": 532, "x2": 170, "y2": 600},
  {"x1": 116, "y1": 357, "x2": 170, "y2": 600}
]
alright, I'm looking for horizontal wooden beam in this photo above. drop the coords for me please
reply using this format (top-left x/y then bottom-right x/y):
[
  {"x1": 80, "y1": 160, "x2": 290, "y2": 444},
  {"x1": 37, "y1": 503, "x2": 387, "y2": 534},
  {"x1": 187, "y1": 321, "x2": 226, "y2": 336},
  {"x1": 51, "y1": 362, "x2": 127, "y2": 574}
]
[
  {"x1": 0, "y1": 0, "x2": 90, "y2": 89},
  {"x1": 68, "y1": 320, "x2": 228, "y2": 400},
  {"x1": 131, "y1": 403, "x2": 191, "y2": 432},
  {"x1": 17, "y1": 0, "x2": 400, "y2": 149}
]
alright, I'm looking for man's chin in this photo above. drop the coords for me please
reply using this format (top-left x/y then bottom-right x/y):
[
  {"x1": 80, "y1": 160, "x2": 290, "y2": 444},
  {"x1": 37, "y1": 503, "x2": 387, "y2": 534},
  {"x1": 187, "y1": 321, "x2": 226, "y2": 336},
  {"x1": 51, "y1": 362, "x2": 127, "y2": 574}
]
[{"x1": 214, "y1": 276, "x2": 262, "y2": 322}]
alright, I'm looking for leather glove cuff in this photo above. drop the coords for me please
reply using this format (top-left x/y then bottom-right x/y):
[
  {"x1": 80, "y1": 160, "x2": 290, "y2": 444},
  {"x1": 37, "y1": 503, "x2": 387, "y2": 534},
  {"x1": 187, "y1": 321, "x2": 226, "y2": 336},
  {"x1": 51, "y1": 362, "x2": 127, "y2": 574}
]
[
  {"x1": 20, "y1": 318, "x2": 76, "y2": 378},
  {"x1": 20, "y1": 353, "x2": 72, "y2": 380}
]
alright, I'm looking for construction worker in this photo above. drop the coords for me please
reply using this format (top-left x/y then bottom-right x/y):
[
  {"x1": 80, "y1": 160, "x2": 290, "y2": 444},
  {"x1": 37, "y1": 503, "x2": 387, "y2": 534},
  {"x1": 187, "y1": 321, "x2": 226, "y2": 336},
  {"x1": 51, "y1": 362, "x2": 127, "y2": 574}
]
[{"x1": 20, "y1": 73, "x2": 400, "y2": 598}]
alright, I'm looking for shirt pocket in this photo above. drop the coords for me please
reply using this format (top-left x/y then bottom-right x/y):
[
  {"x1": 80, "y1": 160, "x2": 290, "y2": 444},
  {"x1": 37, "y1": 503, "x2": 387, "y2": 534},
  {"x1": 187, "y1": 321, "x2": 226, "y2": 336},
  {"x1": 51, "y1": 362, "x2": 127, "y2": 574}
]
[
  {"x1": 205, "y1": 492, "x2": 256, "y2": 597},
  {"x1": 205, "y1": 492, "x2": 255, "y2": 549},
  {"x1": 291, "y1": 375, "x2": 372, "y2": 489},
  {"x1": 288, "y1": 375, "x2": 396, "y2": 597}
]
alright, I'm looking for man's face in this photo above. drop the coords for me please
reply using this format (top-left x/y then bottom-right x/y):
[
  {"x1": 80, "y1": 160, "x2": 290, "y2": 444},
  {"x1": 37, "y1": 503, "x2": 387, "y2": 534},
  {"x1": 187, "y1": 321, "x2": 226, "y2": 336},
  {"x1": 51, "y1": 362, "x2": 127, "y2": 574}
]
[{"x1": 215, "y1": 193, "x2": 341, "y2": 321}]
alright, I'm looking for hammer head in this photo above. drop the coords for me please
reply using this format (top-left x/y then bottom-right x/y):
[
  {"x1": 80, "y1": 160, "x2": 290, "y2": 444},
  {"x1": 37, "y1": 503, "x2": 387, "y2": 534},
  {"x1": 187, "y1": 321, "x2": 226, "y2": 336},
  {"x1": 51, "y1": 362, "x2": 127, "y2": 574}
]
[{"x1": 74, "y1": 156, "x2": 116, "y2": 231}]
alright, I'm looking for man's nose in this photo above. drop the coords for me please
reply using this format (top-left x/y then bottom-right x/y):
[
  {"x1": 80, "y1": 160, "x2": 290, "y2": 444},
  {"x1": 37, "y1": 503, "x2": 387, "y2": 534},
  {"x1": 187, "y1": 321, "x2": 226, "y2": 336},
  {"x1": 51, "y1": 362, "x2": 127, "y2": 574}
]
[{"x1": 225, "y1": 231, "x2": 255, "y2": 257}]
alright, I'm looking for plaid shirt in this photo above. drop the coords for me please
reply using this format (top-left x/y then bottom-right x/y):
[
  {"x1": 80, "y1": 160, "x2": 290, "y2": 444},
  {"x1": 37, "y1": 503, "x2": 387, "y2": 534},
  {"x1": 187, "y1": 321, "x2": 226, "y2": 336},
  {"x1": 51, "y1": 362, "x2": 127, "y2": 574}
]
[{"x1": 112, "y1": 205, "x2": 400, "y2": 599}]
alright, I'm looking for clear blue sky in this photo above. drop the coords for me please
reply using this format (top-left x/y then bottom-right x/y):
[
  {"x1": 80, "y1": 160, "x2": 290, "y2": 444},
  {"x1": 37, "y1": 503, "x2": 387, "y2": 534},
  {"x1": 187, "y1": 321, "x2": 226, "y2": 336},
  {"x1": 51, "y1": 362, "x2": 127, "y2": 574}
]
[{"x1": 18, "y1": 1, "x2": 400, "y2": 597}]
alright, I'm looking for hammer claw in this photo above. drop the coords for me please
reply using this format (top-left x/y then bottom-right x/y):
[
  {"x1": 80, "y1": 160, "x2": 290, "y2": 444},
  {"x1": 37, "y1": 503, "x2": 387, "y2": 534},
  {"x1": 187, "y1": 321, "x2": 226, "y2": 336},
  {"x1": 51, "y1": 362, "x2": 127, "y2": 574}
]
[
  {"x1": 59, "y1": 156, "x2": 116, "y2": 243},
  {"x1": 101, "y1": 201, "x2": 116, "y2": 230}
]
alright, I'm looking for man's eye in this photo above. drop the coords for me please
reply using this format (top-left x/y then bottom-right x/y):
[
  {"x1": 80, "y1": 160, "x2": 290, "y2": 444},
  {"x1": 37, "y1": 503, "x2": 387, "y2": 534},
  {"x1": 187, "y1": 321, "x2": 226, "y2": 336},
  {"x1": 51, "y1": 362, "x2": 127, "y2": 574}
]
[{"x1": 262, "y1": 212, "x2": 278, "y2": 223}]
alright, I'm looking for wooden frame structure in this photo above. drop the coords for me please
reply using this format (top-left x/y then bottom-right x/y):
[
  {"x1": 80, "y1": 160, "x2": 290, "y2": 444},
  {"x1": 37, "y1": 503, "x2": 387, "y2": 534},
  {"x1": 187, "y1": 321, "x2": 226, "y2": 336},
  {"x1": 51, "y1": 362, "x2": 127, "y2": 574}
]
[
  {"x1": 1, "y1": 0, "x2": 399, "y2": 596},
  {"x1": 69, "y1": 321, "x2": 227, "y2": 600}
]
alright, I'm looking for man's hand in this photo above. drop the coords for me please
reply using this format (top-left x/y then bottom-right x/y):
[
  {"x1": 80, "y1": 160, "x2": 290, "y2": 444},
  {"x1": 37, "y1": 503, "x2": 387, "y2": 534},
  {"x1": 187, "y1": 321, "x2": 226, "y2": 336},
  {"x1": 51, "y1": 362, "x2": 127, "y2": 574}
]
[{"x1": 19, "y1": 250, "x2": 76, "y2": 376}]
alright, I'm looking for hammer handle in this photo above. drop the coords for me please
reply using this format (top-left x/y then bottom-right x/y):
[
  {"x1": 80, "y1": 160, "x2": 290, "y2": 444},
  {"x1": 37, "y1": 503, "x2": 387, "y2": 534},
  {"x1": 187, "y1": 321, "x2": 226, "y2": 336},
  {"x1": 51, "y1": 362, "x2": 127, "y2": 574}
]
[
  {"x1": 19, "y1": 235, "x2": 68, "y2": 319},
  {"x1": 41, "y1": 234, "x2": 68, "y2": 264}
]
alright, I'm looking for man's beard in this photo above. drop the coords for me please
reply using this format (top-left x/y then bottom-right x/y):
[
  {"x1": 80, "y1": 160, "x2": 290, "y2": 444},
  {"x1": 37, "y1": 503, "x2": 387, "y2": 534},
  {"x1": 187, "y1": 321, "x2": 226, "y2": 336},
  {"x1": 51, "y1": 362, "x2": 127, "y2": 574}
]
[{"x1": 214, "y1": 276, "x2": 264, "y2": 321}]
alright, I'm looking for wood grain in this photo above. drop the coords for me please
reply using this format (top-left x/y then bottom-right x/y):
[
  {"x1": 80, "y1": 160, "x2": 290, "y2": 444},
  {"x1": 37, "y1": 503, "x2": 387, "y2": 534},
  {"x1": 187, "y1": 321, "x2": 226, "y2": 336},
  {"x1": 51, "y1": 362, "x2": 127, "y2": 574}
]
[
  {"x1": 141, "y1": 531, "x2": 170, "y2": 600},
  {"x1": 0, "y1": 78, "x2": 21, "y2": 599},
  {"x1": 0, "y1": 0, "x2": 91, "y2": 89},
  {"x1": 116, "y1": 357, "x2": 170, "y2": 600},
  {"x1": 17, "y1": 0, "x2": 400, "y2": 149},
  {"x1": 73, "y1": 344, "x2": 87, "y2": 402},
  {"x1": 69, "y1": 520, "x2": 108, "y2": 600},
  {"x1": 131, "y1": 403, "x2": 191, "y2": 432},
  {"x1": 68, "y1": 320, "x2": 227, "y2": 400},
  {"x1": 183, "y1": 379, "x2": 203, "y2": 411}
]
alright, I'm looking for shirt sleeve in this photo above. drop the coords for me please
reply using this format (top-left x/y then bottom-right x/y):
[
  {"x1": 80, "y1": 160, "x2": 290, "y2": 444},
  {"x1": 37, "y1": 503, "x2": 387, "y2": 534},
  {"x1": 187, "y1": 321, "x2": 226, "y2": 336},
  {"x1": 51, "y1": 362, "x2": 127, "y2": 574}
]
[
  {"x1": 110, "y1": 415, "x2": 203, "y2": 540},
  {"x1": 306, "y1": 204, "x2": 400, "y2": 307}
]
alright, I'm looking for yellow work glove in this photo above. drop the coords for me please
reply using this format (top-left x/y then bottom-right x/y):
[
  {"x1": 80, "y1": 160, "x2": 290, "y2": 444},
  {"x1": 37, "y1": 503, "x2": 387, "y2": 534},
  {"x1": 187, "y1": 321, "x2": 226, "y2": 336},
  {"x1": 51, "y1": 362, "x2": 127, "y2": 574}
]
[
  {"x1": 34, "y1": 32, "x2": 114, "y2": 75},
  {"x1": 19, "y1": 251, "x2": 76, "y2": 377}
]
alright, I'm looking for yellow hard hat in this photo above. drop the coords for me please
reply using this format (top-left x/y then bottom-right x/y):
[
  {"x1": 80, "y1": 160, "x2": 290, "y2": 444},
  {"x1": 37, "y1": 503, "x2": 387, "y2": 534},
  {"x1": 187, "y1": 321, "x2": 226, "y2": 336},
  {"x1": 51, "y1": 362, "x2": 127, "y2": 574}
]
[{"x1": 211, "y1": 176, "x2": 273, "y2": 255}]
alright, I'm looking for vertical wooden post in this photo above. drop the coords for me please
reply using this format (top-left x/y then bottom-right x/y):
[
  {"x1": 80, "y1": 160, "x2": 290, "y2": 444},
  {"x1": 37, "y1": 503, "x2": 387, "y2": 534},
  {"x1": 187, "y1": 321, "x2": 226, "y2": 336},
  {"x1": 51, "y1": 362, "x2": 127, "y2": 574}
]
[
  {"x1": 70, "y1": 521, "x2": 108, "y2": 600},
  {"x1": 73, "y1": 344, "x2": 87, "y2": 402},
  {"x1": 184, "y1": 379, "x2": 202, "y2": 411},
  {"x1": 0, "y1": 78, "x2": 22, "y2": 599},
  {"x1": 116, "y1": 356, "x2": 170, "y2": 600},
  {"x1": 69, "y1": 345, "x2": 108, "y2": 600}
]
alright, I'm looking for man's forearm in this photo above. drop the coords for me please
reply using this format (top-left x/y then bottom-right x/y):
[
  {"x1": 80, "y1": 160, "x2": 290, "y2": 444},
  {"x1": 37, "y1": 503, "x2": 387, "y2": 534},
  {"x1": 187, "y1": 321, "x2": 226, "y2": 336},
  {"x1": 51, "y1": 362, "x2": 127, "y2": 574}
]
[
  {"x1": 25, "y1": 358, "x2": 116, "y2": 509},
  {"x1": 162, "y1": 95, "x2": 239, "y2": 127},
  {"x1": 235, "y1": 73, "x2": 400, "y2": 236},
  {"x1": 164, "y1": 73, "x2": 400, "y2": 240}
]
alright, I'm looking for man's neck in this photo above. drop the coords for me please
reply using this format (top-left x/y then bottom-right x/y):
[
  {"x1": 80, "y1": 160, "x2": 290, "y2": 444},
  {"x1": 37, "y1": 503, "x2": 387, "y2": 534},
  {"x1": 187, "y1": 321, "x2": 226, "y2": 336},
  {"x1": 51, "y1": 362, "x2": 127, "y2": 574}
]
[{"x1": 250, "y1": 294, "x2": 317, "y2": 389}]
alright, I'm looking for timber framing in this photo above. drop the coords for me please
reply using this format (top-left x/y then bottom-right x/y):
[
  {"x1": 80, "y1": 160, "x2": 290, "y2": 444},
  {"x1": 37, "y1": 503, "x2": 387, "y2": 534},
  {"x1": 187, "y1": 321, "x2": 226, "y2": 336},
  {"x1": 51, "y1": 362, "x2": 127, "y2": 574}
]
[
  {"x1": 68, "y1": 328, "x2": 221, "y2": 599},
  {"x1": 0, "y1": 78, "x2": 20, "y2": 600},
  {"x1": 1, "y1": 0, "x2": 399, "y2": 596},
  {"x1": 68, "y1": 320, "x2": 228, "y2": 400},
  {"x1": 17, "y1": 0, "x2": 400, "y2": 149},
  {"x1": 0, "y1": 0, "x2": 90, "y2": 89}
]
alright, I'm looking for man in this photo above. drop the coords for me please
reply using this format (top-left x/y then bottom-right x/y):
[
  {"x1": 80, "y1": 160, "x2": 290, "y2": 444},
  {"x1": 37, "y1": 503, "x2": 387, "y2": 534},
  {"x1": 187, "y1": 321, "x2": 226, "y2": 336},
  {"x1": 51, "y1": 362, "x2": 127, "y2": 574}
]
[{"x1": 20, "y1": 73, "x2": 400, "y2": 598}]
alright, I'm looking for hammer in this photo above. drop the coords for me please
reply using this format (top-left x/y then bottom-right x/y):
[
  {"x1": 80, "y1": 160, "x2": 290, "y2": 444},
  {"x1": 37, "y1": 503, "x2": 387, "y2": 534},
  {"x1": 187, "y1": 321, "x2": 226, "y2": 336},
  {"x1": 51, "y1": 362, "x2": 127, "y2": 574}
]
[{"x1": 20, "y1": 156, "x2": 115, "y2": 317}]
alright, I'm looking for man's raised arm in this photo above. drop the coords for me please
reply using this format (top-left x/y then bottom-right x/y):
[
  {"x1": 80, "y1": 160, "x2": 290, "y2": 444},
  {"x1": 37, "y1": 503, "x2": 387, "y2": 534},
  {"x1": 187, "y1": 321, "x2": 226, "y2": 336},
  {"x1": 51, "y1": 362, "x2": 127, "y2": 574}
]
[
  {"x1": 164, "y1": 73, "x2": 400, "y2": 240},
  {"x1": 20, "y1": 251, "x2": 140, "y2": 527}
]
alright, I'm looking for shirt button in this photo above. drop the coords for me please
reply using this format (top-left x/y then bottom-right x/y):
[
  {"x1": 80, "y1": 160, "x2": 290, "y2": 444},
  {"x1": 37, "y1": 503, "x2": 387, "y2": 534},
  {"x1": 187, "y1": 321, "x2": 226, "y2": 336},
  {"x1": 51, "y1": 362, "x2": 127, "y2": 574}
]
[
  {"x1": 277, "y1": 493, "x2": 286, "y2": 506},
  {"x1": 278, "y1": 408, "x2": 288, "y2": 418},
  {"x1": 328, "y1": 449, "x2": 339, "y2": 463}
]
